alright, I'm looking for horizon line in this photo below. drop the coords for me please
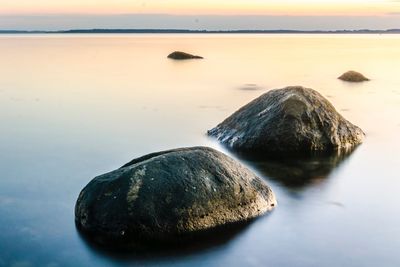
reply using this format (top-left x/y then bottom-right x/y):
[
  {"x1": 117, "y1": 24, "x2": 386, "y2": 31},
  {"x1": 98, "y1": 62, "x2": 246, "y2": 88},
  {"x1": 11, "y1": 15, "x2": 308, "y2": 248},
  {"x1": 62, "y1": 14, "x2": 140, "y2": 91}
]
[{"x1": 1, "y1": 28, "x2": 400, "y2": 34}]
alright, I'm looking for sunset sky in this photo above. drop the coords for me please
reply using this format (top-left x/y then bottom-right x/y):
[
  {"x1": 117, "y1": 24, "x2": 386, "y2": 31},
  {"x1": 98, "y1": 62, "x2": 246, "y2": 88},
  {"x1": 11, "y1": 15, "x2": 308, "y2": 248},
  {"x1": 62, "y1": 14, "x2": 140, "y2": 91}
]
[{"x1": 1, "y1": 0, "x2": 400, "y2": 30}]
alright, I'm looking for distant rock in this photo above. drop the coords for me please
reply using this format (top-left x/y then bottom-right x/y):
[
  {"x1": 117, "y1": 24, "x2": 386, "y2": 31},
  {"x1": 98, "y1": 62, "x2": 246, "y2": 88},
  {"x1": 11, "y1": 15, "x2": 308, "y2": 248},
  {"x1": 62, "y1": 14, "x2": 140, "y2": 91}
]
[
  {"x1": 338, "y1": 71, "x2": 369, "y2": 82},
  {"x1": 75, "y1": 147, "x2": 276, "y2": 247},
  {"x1": 167, "y1": 51, "x2": 203, "y2": 60},
  {"x1": 208, "y1": 86, "x2": 365, "y2": 155}
]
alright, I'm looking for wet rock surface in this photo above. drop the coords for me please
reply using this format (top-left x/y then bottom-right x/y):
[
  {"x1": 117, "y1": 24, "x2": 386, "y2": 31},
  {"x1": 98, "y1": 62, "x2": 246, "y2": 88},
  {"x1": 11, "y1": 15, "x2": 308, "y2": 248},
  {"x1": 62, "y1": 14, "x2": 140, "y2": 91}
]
[
  {"x1": 338, "y1": 70, "x2": 369, "y2": 82},
  {"x1": 167, "y1": 51, "x2": 203, "y2": 60},
  {"x1": 75, "y1": 146, "x2": 276, "y2": 247},
  {"x1": 208, "y1": 86, "x2": 365, "y2": 156}
]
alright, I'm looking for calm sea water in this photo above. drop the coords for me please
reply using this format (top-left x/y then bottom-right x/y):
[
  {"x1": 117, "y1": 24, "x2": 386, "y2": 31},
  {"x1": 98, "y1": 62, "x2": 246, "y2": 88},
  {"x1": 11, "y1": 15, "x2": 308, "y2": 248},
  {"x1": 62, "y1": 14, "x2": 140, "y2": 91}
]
[{"x1": 0, "y1": 34, "x2": 400, "y2": 267}]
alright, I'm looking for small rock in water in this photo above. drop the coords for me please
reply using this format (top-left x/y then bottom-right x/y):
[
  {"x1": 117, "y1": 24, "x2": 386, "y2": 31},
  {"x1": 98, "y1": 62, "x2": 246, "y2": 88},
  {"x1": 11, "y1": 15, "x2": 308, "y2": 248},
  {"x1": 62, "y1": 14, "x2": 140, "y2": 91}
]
[
  {"x1": 167, "y1": 51, "x2": 203, "y2": 60},
  {"x1": 208, "y1": 86, "x2": 365, "y2": 156},
  {"x1": 338, "y1": 70, "x2": 369, "y2": 82},
  {"x1": 75, "y1": 146, "x2": 275, "y2": 247}
]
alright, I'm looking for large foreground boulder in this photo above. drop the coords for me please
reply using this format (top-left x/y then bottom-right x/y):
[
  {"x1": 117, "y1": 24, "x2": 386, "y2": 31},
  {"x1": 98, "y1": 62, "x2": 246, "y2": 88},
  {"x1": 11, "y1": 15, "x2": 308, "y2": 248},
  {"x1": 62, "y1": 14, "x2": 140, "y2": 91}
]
[
  {"x1": 208, "y1": 86, "x2": 364, "y2": 155},
  {"x1": 167, "y1": 51, "x2": 203, "y2": 60},
  {"x1": 338, "y1": 70, "x2": 369, "y2": 82},
  {"x1": 75, "y1": 147, "x2": 276, "y2": 247}
]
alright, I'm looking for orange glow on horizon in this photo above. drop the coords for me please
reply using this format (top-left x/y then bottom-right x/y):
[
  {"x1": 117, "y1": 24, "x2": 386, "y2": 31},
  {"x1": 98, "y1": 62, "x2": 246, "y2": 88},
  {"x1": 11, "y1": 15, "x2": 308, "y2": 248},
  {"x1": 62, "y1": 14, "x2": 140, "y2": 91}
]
[{"x1": 0, "y1": 0, "x2": 399, "y2": 16}]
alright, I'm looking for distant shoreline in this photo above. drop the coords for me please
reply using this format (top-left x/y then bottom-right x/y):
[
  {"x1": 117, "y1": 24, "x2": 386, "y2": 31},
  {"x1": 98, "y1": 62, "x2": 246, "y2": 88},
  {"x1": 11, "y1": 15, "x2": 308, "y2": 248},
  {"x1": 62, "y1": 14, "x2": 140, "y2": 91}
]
[{"x1": 1, "y1": 29, "x2": 400, "y2": 34}]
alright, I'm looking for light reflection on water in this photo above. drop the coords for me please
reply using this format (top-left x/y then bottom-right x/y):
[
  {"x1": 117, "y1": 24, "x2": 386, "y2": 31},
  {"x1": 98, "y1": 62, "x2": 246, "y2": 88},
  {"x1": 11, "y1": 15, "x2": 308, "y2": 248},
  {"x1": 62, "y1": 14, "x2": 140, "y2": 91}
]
[{"x1": 0, "y1": 34, "x2": 400, "y2": 267}]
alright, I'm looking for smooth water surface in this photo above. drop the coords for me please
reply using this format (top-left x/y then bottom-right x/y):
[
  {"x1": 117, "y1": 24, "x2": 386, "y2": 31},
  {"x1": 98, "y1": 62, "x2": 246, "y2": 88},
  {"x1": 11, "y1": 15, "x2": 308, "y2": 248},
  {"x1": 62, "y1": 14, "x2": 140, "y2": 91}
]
[{"x1": 0, "y1": 34, "x2": 400, "y2": 267}]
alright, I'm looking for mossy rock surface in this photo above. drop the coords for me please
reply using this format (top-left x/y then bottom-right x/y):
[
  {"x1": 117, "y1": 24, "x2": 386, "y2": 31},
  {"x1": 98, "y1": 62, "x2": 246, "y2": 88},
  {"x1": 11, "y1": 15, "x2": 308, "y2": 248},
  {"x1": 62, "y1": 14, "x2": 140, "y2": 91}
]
[
  {"x1": 338, "y1": 71, "x2": 369, "y2": 82},
  {"x1": 75, "y1": 147, "x2": 276, "y2": 247},
  {"x1": 208, "y1": 86, "x2": 365, "y2": 155},
  {"x1": 167, "y1": 51, "x2": 203, "y2": 60}
]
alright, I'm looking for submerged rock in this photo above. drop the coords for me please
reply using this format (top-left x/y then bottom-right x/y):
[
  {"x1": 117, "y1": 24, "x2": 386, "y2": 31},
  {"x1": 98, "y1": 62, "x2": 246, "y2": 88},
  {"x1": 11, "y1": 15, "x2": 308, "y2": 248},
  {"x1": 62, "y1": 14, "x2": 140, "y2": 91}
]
[
  {"x1": 167, "y1": 51, "x2": 203, "y2": 60},
  {"x1": 75, "y1": 147, "x2": 275, "y2": 247},
  {"x1": 338, "y1": 71, "x2": 369, "y2": 82},
  {"x1": 208, "y1": 86, "x2": 364, "y2": 155},
  {"x1": 239, "y1": 84, "x2": 263, "y2": 91}
]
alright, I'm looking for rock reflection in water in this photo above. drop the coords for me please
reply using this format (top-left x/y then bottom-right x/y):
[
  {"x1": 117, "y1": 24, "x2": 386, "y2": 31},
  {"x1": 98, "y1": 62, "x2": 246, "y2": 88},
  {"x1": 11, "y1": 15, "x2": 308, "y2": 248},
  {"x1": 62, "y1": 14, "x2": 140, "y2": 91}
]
[
  {"x1": 237, "y1": 149, "x2": 357, "y2": 189},
  {"x1": 76, "y1": 219, "x2": 257, "y2": 262}
]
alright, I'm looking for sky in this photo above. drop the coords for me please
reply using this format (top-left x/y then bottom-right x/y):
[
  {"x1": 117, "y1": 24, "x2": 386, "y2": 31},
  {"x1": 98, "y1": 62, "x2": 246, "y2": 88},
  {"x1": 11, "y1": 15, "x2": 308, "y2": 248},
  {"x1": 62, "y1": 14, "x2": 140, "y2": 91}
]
[{"x1": 1, "y1": 0, "x2": 400, "y2": 30}]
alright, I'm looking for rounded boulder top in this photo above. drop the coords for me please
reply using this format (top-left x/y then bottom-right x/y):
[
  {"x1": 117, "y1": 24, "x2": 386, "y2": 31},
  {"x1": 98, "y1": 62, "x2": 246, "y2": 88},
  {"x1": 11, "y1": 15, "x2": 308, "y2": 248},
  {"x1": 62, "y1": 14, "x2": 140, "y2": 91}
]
[
  {"x1": 75, "y1": 146, "x2": 276, "y2": 247},
  {"x1": 208, "y1": 86, "x2": 365, "y2": 155},
  {"x1": 338, "y1": 70, "x2": 369, "y2": 82},
  {"x1": 167, "y1": 51, "x2": 203, "y2": 60}
]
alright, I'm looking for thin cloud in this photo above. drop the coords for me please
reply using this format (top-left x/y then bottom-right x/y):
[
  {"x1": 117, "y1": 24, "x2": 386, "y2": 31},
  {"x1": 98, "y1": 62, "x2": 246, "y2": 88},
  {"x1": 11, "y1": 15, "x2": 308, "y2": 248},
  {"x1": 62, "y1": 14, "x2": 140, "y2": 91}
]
[{"x1": 1, "y1": 14, "x2": 400, "y2": 31}]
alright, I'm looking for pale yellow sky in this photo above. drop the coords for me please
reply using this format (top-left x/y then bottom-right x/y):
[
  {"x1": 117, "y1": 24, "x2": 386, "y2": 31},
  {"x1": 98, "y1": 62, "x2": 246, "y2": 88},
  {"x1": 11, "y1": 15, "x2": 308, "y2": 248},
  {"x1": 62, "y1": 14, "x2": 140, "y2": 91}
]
[{"x1": 1, "y1": 0, "x2": 399, "y2": 16}]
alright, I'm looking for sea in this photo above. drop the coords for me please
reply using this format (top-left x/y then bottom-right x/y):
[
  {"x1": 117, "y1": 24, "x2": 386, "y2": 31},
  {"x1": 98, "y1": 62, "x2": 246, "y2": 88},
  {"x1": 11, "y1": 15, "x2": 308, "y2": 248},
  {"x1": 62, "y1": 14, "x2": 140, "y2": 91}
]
[{"x1": 0, "y1": 34, "x2": 399, "y2": 267}]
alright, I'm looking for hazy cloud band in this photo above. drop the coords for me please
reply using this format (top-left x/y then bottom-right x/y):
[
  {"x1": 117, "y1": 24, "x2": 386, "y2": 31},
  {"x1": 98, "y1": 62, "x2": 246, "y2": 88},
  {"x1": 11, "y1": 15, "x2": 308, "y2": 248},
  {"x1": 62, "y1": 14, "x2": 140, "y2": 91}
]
[{"x1": 0, "y1": 14, "x2": 399, "y2": 31}]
